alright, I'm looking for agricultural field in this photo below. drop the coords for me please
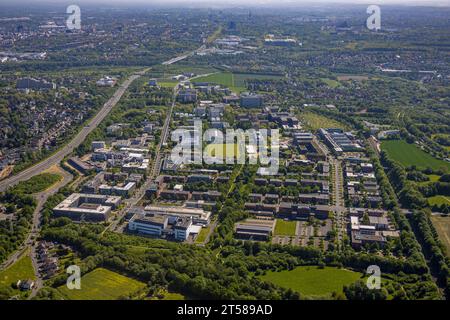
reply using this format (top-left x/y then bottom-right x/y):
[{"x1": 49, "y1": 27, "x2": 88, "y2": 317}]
[
  {"x1": 57, "y1": 268, "x2": 147, "y2": 300},
  {"x1": 274, "y1": 219, "x2": 297, "y2": 236},
  {"x1": 298, "y1": 111, "x2": 349, "y2": 131},
  {"x1": 381, "y1": 140, "x2": 450, "y2": 171},
  {"x1": 430, "y1": 215, "x2": 450, "y2": 256},
  {"x1": 0, "y1": 254, "x2": 35, "y2": 296},
  {"x1": 260, "y1": 266, "x2": 362, "y2": 298}
]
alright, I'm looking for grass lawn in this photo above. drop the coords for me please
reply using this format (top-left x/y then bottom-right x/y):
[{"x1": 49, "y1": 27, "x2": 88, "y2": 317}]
[
  {"x1": 381, "y1": 140, "x2": 450, "y2": 171},
  {"x1": 320, "y1": 78, "x2": 340, "y2": 88},
  {"x1": 233, "y1": 73, "x2": 283, "y2": 88},
  {"x1": 193, "y1": 72, "x2": 234, "y2": 88},
  {"x1": 298, "y1": 111, "x2": 349, "y2": 131},
  {"x1": 195, "y1": 226, "x2": 210, "y2": 243},
  {"x1": 260, "y1": 266, "x2": 362, "y2": 297},
  {"x1": 162, "y1": 292, "x2": 185, "y2": 300},
  {"x1": 427, "y1": 174, "x2": 441, "y2": 182},
  {"x1": 11, "y1": 173, "x2": 62, "y2": 194},
  {"x1": 193, "y1": 72, "x2": 282, "y2": 93},
  {"x1": 57, "y1": 268, "x2": 147, "y2": 300},
  {"x1": 204, "y1": 143, "x2": 241, "y2": 160},
  {"x1": 428, "y1": 195, "x2": 450, "y2": 206},
  {"x1": 126, "y1": 245, "x2": 149, "y2": 255},
  {"x1": 157, "y1": 81, "x2": 177, "y2": 88},
  {"x1": 430, "y1": 215, "x2": 450, "y2": 256},
  {"x1": 274, "y1": 219, "x2": 297, "y2": 236},
  {"x1": 0, "y1": 254, "x2": 35, "y2": 294},
  {"x1": 418, "y1": 174, "x2": 441, "y2": 186}
]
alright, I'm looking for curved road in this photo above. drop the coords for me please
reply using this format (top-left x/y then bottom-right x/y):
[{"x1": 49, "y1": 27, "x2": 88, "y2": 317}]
[
  {"x1": 0, "y1": 72, "x2": 147, "y2": 193},
  {"x1": 0, "y1": 167, "x2": 73, "y2": 271}
]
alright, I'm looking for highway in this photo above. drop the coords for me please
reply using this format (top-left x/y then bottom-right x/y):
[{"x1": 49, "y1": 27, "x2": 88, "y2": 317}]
[
  {"x1": 162, "y1": 45, "x2": 205, "y2": 66},
  {"x1": 0, "y1": 45, "x2": 207, "y2": 193},
  {"x1": 0, "y1": 73, "x2": 143, "y2": 193}
]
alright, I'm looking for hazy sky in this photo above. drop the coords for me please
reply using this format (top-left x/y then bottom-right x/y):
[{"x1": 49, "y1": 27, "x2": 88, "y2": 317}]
[{"x1": 4, "y1": 0, "x2": 449, "y2": 5}]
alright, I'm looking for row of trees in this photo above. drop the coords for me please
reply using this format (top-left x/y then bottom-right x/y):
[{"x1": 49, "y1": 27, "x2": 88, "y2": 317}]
[
  {"x1": 369, "y1": 148, "x2": 448, "y2": 298},
  {"x1": 410, "y1": 210, "x2": 450, "y2": 298}
]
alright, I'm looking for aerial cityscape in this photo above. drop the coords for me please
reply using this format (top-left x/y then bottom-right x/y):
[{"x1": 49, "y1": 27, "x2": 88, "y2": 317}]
[{"x1": 0, "y1": 0, "x2": 449, "y2": 306}]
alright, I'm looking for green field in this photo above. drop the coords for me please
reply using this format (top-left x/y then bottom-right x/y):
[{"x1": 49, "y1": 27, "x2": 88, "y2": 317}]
[
  {"x1": 428, "y1": 195, "x2": 450, "y2": 206},
  {"x1": 162, "y1": 292, "x2": 185, "y2": 300},
  {"x1": 157, "y1": 81, "x2": 177, "y2": 88},
  {"x1": 430, "y1": 215, "x2": 450, "y2": 256},
  {"x1": 195, "y1": 226, "x2": 210, "y2": 243},
  {"x1": 274, "y1": 219, "x2": 297, "y2": 236},
  {"x1": 320, "y1": 78, "x2": 341, "y2": 88},
  {"x1": 194, "y1": 72, "x2": 234, "y2": 88},
  {"x1": 58, "y1": 268, "x2": 147, "y2": 300},
  {"x1": 427, "y1": 174, "x2": 441, "y2": 182},
  {"x1": 193, "y1": 72, "x2": 282, "y2": 93},
  {"x1": 261, "y1": 266, "x2": 362, "y2": 297},
  {"x1": 381, "y1": 140, "x2": 450, "y2": 171},
  {"x1": 418, "y1": 174, "x2": 441, "y2": 186},
  {"x1": 0, "y1": 255, "x2": 35, "y2": 294},
  {"x1": 11, "y1": 173, "x2": 62, "y2": 194},
  {"x1": 298, "y1": 111, "x2": 349, "y2": 131}
]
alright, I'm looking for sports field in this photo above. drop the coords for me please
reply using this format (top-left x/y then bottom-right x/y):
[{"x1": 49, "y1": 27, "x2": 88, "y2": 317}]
[
  {"x1": 261, "y1": 266, "x2": 362, "y2": 297},
  {"x1": 274, "y1": 219, "x2": 297, "y2": 236},
  {"x1": 381, "y1": 140, "x2": 450, "y2": 171},
  {"x1": 58, "y1": 268, "x2": 147, "y2": 300}
]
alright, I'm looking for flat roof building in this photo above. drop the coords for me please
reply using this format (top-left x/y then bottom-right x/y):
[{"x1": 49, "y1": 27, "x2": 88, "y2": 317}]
[
  {"x1": 129, "y1": 214, "x2": 168, "y2": 237},
  {"x1": 143, "y1": 205, "x2": 211, "y2": 226},
  {"x1": 53, "y1": 193, "x2": 121, "y2": 222}
]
